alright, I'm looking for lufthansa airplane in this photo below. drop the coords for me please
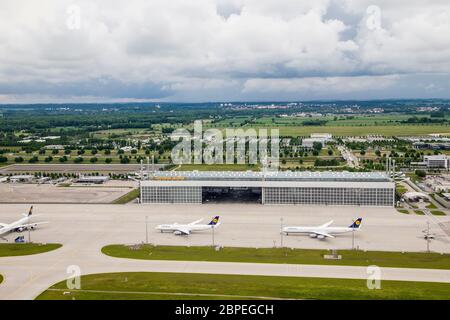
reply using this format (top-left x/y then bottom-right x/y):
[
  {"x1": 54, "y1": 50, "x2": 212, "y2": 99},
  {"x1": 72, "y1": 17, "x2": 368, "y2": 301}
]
[
  {"x1": 282, "y1": 218, "x2": 362, "y2": 239},
  {"x1": 156, "y1": 216, "x2": 220, "y2": 235},
  {"x1": 0, "y1": 206, "x2": 48, "y2": 241}
]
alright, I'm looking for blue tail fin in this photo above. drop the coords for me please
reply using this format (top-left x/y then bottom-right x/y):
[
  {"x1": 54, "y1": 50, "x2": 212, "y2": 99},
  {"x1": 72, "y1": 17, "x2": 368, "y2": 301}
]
[
  {"x1": 349, "y1": 218, "x2": 362, "y2": 229},
  {"x1": 208, "y1": 216, "x2": 220, "y2": 225}
]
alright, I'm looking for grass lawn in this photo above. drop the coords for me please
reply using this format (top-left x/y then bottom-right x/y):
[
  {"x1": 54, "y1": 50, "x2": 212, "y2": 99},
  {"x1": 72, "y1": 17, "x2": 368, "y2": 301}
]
[
  {"x1": 112, "y1": 188, "x2": 140, "y2": 204},
  {"x1": 426, "y1": 203, "x2": 437, "y2": 209},
  {"x1": 396, "y1": 185, "x2": 408, "y2": 196},
  {"x1": 102, "y1": 245, "x2": 450, "y2": 270},
  {"x1": 0, "y1": 243, "x2": 62, "y2": 257},
  {"x1": 431, "y1": 210, "x2": 447, "y2": 216},
  {"x1": 396, "y1": 209, "x2": 410, "y2": 214},
  {"x1": 0, "y1": 274, "x2": 3, "y2": 284},
  {"x1": 36, "y1": 272, "x2": 450, "y2": 300},
  {"x1": 414, "y1": 210, "x2": 425, "y2": 215}
]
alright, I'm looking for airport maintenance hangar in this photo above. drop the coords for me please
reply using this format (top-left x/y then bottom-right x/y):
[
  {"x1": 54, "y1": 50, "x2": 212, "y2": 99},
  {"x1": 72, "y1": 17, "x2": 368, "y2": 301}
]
[{"x1": 140, "y1": 171, "x2": 395, "y2": 206}]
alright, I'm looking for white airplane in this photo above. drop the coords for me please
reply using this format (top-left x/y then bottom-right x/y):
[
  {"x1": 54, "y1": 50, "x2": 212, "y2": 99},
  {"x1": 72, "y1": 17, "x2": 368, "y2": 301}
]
[
  {"x1": 283, "y1": 218, "x2": 362, "y2": 240},
  {"x1": 0, "y1": 206, "x2": 48, "y2": 241},
  {"x1": 156, "y1": 216, "x2": 220, "y2": 235}
]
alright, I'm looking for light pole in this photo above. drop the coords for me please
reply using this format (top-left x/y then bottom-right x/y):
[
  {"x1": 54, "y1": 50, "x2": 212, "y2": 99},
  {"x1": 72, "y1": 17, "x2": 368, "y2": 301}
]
[
  {"x1": 145, "y1": 215, "x2": 148, "y2": 244},
  {"x1": 351, "y1": 218, "x2": 355, "y2": 250},
  {"x1": 280, "y1": 217, "x2": 284, "y2": 248}
]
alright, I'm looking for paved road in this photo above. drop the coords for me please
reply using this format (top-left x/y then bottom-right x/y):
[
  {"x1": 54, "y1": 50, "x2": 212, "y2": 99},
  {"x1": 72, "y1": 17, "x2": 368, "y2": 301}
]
[{"x1": 0, "y1": 203, "x2": 449, "y2": 299}]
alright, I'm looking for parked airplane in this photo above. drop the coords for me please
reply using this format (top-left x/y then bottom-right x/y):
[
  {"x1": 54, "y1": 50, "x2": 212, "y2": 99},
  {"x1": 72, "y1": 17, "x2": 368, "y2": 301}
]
[
  {"x1": 283, "y1": 218, "x2": 362, "y2": 239},
  {"x1": 156, "y1": 216, "x2": 220, "y2": 235},
  {"x1": 0, "y1": 206, "x2": 48, "y2": 241}
]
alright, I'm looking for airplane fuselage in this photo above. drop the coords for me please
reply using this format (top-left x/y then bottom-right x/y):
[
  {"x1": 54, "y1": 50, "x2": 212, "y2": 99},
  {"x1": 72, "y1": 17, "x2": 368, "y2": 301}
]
[
  {"x1": 157, "y1": 223, "x2": 218, "y2": 234},
  {"x1": 0, "y1": 216, "x2": 31, "y2": 236},
  {"x1": 283, "y1": 226, "x2": 357, "y2": 237}
]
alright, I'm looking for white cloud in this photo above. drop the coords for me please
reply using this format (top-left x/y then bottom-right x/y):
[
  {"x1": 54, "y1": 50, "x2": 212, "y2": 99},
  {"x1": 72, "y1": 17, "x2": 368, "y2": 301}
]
[
  {"x1": 0, "y1": 0, "x2": 449, "y2": 102},
  {"x1": 243, "y1": 75, "x2": 399, "y2": 93}
]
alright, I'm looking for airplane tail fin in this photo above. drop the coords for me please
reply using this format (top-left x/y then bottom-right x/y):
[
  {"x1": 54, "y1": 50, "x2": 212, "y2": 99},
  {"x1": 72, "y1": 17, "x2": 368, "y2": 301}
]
[
  {"x1": 208, "y1": 216, "x2": 220, "y2": 225},
  {"x1": 23, "y1": 206, "x2": 33, "y2": 217},
  {"x1": 349, "y1": 218, "x2": 362, "y2": 229}
]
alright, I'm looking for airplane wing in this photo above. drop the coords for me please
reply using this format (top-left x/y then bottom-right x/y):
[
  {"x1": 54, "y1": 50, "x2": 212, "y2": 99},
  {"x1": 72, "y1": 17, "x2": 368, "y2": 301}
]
[
  {"x1": 312, "y1": 231, "x2": 335, "y2": 238},
  {"x1": 318, "y1": 220, "x2": 334, "y2": 228},
  {"x1": 188, "y1": 218, "x2": 203, "y2": 225},
  {"x1": 173, "y1": 226, "x2": 191, "y2": 235},
  {"x1": 17, "y1": 222, "x2": 49, "y2": 229}
]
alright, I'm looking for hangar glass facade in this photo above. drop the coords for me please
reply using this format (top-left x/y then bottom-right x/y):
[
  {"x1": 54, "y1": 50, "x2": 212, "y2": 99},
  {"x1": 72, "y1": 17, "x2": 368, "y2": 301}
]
[
  {"x1": 140, "y1": 171, "x2": 395, "y2": 206},
  {"x1": 263, "y1": 187, "x2": 393, "y2": 206},
  {"x1": 140, "y1": 186, "x2": 202, "y2": 204}
]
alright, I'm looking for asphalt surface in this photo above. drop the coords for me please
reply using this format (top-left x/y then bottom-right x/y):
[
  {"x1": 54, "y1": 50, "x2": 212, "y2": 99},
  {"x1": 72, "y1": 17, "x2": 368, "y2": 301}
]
[
  {"x1": 0, "y1": 183, "x2": 136, "y2": 204},
  {"x1": 0, "y1": 203, "x2": 449, "y2": 299},
  {"x1": 0, "y1": 164, "x2": 166, "y2": 174}
]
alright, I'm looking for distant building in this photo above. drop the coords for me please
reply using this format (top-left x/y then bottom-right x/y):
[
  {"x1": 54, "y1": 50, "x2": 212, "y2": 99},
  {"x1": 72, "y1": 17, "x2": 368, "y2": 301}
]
[
  {"x1": 45, "y1": 145, "x2": 64, "y2": 150},
  {"x1": 413, "y1": 142, "x2": 450, "y2": 150},
  {"x1": 302, "y1": 138, "x2": 325, "y2": 149},
  {"x1": 281, "y1": 138, "x2": 291, "y2": 146},
  {"x1": 402, "y1": 192, "x2": 430, "y2": 202},
  {"x1": 10, "y1": 175, "x2": 34, "y2": 183},
  {"x1": 424, "y1": 175, "x2": 450, "y2": 192},
  {"x1": 75, "y1": 175, "x2": 109, "y2": 184},
  {"x1": 76, "y1": 176, "x2": 109, "y2": 184},
  {"x1": 310, "y1": 133, "x2": 332, "y2": 139},
  {"x1": 424, "y1": 155, "x2": 450, "y2": 169},
  {"x1": 302, "y1": 134, "x2": 333, "y2": 149}
]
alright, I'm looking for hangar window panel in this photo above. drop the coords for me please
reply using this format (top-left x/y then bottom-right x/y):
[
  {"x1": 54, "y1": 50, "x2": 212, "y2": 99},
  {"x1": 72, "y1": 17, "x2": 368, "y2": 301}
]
[
  {"x1": 141, "y1": 186, "x2": 202, "y2": 204},
  {"x1": 262, "y1": 186, "x2": 393, "y2": 206}
]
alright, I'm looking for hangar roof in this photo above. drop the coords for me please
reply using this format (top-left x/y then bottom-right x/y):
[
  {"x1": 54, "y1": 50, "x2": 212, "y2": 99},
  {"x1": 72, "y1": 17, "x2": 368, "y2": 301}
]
[{"x1": 148, "y1": 170, "x2": 391, "y2": 182}]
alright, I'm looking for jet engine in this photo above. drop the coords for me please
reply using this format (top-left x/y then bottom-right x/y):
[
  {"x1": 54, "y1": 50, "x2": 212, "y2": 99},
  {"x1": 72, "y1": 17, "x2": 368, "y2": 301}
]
[
  {"x1": 174, "y1": 230, "x2": 189, "y2": 236},
  {"x1": 309, "y1": 233, "x2": 317, "y2": 238}
]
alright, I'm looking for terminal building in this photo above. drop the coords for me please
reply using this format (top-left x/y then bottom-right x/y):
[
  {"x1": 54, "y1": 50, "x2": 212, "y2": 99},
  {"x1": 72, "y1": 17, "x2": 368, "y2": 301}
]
[{"x1": 140, "y1": 171, "x2": 395, "y2": 207}]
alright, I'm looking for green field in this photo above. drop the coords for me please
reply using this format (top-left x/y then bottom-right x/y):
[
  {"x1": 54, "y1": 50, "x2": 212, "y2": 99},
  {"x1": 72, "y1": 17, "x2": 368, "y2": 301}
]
[
  {"x1": 111, "y1": 188, "x2": 140, "y2": 204},
  {"x1": 272, "y1": 125, "x2": 450, "y2": 137},
  {"x1": 174, "y1": 164, "x2": 260, "y2": 171},
  {"x1": 36, "y1": 272, "x2": 450, "y2": 300},
  {"x1": 0, "y1": 243, "x2": 62, "y2": 257},
  {"x1": 208, "y1": 122, "x2": 450, "y2": 137},
  {"x1": 102, "y1": 245, "x2": 450, "y2": 270}
]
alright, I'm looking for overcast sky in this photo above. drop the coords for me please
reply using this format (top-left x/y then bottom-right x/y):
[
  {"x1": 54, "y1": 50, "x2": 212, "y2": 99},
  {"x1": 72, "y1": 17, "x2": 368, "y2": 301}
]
[{"x1": 0, "y1": 0, "x2": 449, "y2": 103}]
